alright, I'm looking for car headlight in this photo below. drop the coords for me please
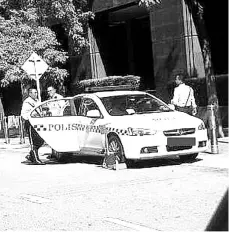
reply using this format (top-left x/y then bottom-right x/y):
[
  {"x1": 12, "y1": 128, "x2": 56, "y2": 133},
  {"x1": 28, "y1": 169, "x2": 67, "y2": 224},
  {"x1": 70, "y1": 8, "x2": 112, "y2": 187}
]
[
  {"x1": 198, "y1": 122, "x2": 206, "y2": 130},
  {"x1": 128, "y1": 127, "x2": 157, "y2": 136}
]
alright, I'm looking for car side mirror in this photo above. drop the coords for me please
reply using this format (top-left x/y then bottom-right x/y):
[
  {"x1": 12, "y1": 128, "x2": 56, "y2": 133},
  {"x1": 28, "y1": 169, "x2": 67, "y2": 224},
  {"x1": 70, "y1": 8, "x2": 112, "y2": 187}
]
[
  {"x1": 168, "y1": 104, "x2": 175, "y2": 110},
  {"x1": 86, "y1": 109, "x2": 101, "y2": 118}
]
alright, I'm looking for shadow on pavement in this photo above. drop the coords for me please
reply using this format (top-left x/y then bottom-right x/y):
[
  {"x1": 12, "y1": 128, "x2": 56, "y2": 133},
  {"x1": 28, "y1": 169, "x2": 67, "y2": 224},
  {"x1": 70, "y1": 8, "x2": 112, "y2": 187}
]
[
  {"x1": 41, "y1": 153, "x2": 104, "y2": 166},
  {"x1": 128, "y1": 157, "x2": 202, "y2": 169},
  {"x1": 21, "y1": 152, "x2": 203, "y2": 169}
]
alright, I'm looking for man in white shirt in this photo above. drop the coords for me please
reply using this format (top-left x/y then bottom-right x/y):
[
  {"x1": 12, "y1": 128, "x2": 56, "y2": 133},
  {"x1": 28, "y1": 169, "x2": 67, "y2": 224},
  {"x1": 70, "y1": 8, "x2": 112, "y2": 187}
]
[
  {"x1": 46, "y1": 85, "x2": 65, "y2": 116},
  {"x1": 21, "y1": 87, "x2": 45, "y2": 165},
  {"x1": 46, "y1": 85, "x2": 64, "y2": 159},
  {"x1": 47, "y1": 85, "x2": 63, "y2": 100},
  {"x1": 171, "y1": 74, "x2": 197, "y2": 116}
]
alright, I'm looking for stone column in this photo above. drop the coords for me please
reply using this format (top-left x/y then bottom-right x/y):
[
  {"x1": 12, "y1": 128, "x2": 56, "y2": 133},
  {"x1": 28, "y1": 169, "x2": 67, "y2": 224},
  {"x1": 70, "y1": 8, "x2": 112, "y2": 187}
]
[
  {"x1": 149, "y1": 0, "x2": 187, "y2": 102},
  {"x1": 88, "y1": 27, "x2": 107, "y2": 79},
  {"x1": 181, "y1": 0, "x2": 205, "y2": 78}
]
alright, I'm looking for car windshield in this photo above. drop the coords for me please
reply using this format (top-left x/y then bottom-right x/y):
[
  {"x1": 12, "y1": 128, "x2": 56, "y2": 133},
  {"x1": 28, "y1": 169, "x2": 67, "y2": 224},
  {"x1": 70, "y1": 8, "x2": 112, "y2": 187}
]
[{"x1": 100, "y1": 94, "x2": 173, "y2": 116}]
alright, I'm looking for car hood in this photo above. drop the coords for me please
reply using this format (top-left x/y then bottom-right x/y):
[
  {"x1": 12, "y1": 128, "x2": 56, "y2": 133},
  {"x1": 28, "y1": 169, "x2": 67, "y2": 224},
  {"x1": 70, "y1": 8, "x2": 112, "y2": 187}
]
[{"x1": 109, "y1": 111, "x2": 202, "y2": 130}]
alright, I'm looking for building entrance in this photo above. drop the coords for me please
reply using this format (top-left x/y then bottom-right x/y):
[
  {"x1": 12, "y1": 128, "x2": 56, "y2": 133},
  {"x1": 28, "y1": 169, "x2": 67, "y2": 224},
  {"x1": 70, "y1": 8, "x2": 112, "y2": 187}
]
[
  {"x1": 130, "y1": 17, "x2": 155, "y2": 90},
  {"x1": 91, "y1": 5, "x2": 155, "y2": 90}
]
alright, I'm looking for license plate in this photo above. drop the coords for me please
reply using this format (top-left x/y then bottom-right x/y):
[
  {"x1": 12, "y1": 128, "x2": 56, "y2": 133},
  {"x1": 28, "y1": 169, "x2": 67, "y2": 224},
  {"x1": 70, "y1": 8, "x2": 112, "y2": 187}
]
[{"x1": 167, "y1": 137, "x2": 196, "y2": 146}]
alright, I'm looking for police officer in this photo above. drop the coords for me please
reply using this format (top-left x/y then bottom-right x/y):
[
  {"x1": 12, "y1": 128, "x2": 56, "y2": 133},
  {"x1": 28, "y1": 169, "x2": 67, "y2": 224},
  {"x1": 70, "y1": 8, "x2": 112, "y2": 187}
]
[
  {"x1": 47, "y1": 85, "x2": 63, "y2": 100},
  {"x1": 47, "y1": 85, "x2": 66, "y2": 159},
  {"x1": 46, "y1": 85, "x2": 65, "y2": 116},
  {"x1": 21, "y1": 87, "x2": 45, "y2": 165}
]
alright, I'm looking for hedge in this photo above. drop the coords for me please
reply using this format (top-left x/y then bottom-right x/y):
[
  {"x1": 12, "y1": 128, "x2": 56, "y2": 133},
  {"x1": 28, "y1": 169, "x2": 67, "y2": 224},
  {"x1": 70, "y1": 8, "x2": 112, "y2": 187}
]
[{"x1": 70, "y1": 74, "x2": 228, "y2": 107}]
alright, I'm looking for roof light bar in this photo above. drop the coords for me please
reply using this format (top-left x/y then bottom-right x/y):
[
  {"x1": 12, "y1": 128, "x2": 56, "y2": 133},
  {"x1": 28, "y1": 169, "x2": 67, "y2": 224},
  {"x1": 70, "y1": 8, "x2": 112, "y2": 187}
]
[{"x1": 84, "y1": 85, "x2": 137, "y2": 93}]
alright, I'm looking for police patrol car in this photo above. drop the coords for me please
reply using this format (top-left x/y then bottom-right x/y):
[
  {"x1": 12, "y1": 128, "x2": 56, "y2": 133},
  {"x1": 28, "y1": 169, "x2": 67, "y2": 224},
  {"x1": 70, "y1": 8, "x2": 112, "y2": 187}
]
[{"x1": 29, "y1": 86, "x2": 208, "y2": 168}]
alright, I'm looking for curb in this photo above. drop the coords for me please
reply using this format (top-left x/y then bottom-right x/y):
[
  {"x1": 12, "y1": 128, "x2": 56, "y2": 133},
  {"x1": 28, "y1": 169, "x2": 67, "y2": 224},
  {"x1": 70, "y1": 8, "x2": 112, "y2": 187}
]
[
  {"x1": 218, "y1": 137, "x2": 229, "y2": 144},
  {"x1": 0, "y1": 143, "x2": 30, "y2": 149},
  {"x1": 0, "y1": 137, "x2": 30, "y2": 149},
  {"x1": 202, "y1": 137, "x2": 228, "y2": 155}
]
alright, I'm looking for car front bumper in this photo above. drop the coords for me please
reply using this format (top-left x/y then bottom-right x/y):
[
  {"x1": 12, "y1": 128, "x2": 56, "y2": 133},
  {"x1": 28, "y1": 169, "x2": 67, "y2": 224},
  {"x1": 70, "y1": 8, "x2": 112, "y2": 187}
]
[{"x1": 120, "y1": 129, "x2": 208, "y2": 160}]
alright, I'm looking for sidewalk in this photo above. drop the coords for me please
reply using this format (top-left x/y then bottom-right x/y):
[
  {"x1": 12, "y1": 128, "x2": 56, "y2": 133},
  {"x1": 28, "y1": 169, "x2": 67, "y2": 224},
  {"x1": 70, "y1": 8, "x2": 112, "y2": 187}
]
[
  {"x1": 203, "y1": 137, "x2": 229, "y2": 155},
  {"x1": 0, "y1": 137, "x2": 30, "y2": 149},
  {"x1": 216, "y1": 137, "x2": 229, "y2": 154},
  {"x1": 197, "y1": 137, "x2": 228, "y2": 169}
]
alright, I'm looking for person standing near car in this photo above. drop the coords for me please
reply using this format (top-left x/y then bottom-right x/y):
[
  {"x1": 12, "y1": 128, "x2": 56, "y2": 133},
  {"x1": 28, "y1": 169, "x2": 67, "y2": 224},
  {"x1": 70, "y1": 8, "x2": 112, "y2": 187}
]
[
  {"x1": 46, "y1": 85, "x2": 65, "y2": 116},
  {"x1": 47, "y1": 85, "x2": 63, "y2": 100},
  {"x1": 171, "y1": 74, "x2": 197, "y2": 116},
  {"x1": 109, "y1": 97, "x2": 128, "y2": 116},
  {"x1": 46, "y1": 85, "x2": 64, "y2": 158},
  {"x1": 21, "y1": 87, "x2": 45, "y2": 165}
]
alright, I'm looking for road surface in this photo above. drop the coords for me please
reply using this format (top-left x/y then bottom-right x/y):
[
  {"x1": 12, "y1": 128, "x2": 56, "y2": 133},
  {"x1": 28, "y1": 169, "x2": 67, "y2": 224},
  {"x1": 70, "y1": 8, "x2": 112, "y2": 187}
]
[{"x1": 0, "y1": 145, "x2": 228, "y2": 231}]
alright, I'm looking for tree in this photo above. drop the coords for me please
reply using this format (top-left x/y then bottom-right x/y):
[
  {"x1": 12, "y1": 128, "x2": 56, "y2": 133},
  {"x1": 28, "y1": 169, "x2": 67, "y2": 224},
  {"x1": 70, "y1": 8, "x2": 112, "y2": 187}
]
[
  {"x1": 0, "y1": 0, "x2": 93, "y2": 89},
  {"x1": 139, "y1": 0, "x2": 224, "y2": 137},
  {"x1": 184, "y1": 0, "x2": 218, "y2": 106},
  {"x1": 139, "y1": 0, "x2": 161, "y2": 8},
  {"x1": 138, "y1": 0, "x2": 215, "y2": 99},
  {"x1": 29, "y1": 0, "x2": 94, "y2": 55}
]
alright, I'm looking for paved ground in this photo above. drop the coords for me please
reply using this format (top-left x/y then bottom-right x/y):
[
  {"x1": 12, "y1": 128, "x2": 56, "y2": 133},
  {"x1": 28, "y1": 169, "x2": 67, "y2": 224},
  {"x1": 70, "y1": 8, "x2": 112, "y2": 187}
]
[
  {"x1": 0, "y1": 136, "x2": 228, "y2": 231},
  {"x1": 0, "y1": 135, "x2": 228, "y2": 171}
]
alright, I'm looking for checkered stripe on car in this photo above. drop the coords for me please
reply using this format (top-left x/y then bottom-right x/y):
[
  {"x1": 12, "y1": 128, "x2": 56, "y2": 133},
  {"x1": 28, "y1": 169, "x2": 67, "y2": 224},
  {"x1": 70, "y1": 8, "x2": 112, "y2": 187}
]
[
  {"x1": 76, "y1": 124, "x2": 86, "y2": 131},
  {"x1": 89, "y1": 125, "x2": 102, "y2": 133},
  {"x1": 106, "y1": 127, "x2": 129, "y2": 135},
  {"x1": 86, "y1": 126, "x2": 128, "y2": 135},
  {"x1": 33, "y1": 124, "x2": 47, "y2": 131},
  {"x1": 33, "y1": 123, "x2": 129, "y2": 136}
]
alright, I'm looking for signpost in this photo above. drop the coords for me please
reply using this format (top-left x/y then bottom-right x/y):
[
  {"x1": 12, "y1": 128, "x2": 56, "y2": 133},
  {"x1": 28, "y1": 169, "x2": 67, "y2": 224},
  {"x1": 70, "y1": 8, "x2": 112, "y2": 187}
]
[{"x1": 21, "y1": 52, "x2": 49, "y2": 102}]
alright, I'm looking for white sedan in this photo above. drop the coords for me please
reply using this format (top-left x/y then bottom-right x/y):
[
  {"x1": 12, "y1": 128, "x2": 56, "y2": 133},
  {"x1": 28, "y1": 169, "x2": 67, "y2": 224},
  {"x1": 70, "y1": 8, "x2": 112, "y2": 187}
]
[{"x1": 29, "y1": 90, "x2": 208, "y2": 167}]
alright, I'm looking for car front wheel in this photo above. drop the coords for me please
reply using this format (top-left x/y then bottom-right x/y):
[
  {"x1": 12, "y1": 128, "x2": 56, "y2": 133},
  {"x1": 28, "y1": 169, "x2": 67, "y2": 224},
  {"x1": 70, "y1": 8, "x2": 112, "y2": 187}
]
[
  {"x1": 179, "y1": 153, "x2": 198, "y2": 162},
  {"x1": 108, "y1": 135, "x2": 125, "y2": 163},
  {"x1": 108, "y1": 134, "x2": 136, "y2": 168},
  {"x1": 106, "y1": 134, "x2": 135, "y2": 168}
]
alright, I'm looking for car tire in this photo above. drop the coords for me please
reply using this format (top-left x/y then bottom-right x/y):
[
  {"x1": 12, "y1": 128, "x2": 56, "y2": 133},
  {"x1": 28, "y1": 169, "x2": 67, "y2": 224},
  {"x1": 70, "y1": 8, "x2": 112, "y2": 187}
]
[
  {"x1": 125, "y1": 159, "x2": 136, "y2": 168},
  {"x1": 179, "y1": 153, "x2": 198, "y2": 162},
  {"x1": 51, "y1": 149, "x2": 62, "y2": 160},
  {"x1": 108, "y1": 134, "x2": 127, "y2": 165}
]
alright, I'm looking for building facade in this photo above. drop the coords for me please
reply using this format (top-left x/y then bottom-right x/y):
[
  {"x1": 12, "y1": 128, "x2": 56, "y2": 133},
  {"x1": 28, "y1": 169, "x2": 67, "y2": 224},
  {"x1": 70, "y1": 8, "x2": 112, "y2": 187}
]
[
  {"x1": 0, "y1": 0, "x2": 227, "y2": 118},
  {"x1": 73, "y1": 0, "x2": 204, "y2": 102}
]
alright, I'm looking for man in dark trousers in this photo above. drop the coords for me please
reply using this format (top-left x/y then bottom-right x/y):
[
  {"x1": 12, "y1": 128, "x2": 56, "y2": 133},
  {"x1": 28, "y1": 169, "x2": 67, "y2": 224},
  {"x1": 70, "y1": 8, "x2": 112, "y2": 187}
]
[{"x1": 21, "y1": 87, "x2": 45, "y2": 165}]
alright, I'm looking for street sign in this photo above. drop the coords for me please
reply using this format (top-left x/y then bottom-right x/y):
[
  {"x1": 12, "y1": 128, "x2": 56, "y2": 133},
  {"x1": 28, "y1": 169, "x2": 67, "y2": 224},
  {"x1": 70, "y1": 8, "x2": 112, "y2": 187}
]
[
  {"x1": 21, "y1": 52, "x2": 49, "y2": 102},
  {"x1": 21, "y1": 52, "x2": 49, "y2": 80}
]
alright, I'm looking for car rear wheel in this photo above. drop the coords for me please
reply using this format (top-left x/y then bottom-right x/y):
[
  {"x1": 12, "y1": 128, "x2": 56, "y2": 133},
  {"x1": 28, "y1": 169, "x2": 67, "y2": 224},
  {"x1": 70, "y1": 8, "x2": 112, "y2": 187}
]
[
  {"x1": 51, "y1": 149, "x2": 62, "y2": 161},
  {"x1": 108, "y1": 135, "x2": 133, "y2": 168},
  {"x1": 179, "y1": 153, "x2": 198, "y2": 162},
  {"x1": 125, "y1": 159, "x2": 136, "y2": 168},
  {"x1": 51, "y1": 150, "x2": 71, "y2": 162}
]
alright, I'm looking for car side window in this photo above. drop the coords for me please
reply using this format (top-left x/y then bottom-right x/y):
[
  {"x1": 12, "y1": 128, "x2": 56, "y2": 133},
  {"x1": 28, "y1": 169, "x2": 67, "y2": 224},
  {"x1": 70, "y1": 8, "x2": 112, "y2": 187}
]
[
  {"x1": 30, "y1": 99, "x2": 72, "y2": 118},
  {"x1": 78, "y1": 98, "x2": 100, "y2": 117}
]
